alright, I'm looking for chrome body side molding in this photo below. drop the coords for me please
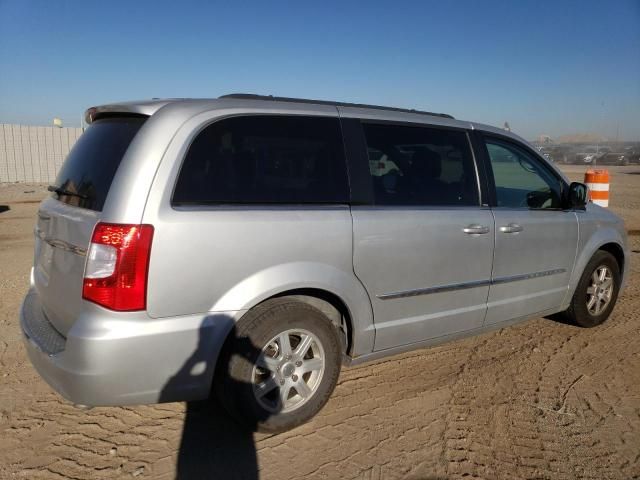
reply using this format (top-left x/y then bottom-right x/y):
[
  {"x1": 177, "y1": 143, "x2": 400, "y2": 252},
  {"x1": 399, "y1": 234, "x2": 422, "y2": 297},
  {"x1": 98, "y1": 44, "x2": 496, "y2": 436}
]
[
  {"x1": 377, "y1": 268, "x2": 567, "y2": 300},
  {"x1": 491, "y1": 268, "x2": 567, "y2": 285},
  {"x1": 377, "y1": 279, "x2": 492, "y2": 300}
]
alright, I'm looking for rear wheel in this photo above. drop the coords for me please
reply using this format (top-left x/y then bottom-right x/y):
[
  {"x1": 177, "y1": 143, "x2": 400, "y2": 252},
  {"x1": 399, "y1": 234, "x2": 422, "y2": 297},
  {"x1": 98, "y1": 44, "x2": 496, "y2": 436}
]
[
  {"x1": 564, "y1": 251, "x2": 621, "y2": 327},
  {"x1": 214, "y1": 298, "x2": 342, "y2": 433}
]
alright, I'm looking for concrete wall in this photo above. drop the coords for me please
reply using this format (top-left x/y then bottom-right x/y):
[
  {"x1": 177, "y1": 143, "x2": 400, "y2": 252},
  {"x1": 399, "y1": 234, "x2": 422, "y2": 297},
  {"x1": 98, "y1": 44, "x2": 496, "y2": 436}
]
[{"x1": 0, "y1": 124, "x2": 84, "y2": 183}]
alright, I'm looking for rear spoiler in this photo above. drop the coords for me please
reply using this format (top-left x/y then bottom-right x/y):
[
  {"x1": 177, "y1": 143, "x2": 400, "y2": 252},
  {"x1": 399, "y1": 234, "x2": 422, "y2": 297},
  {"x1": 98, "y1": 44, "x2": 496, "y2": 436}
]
[{"x1": 84, "y1": 99, "x2": 178, "y2": 124}]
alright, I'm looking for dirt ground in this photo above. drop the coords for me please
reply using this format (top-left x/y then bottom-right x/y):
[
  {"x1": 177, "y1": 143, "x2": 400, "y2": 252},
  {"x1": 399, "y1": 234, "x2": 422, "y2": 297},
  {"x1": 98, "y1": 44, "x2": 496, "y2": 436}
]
[{"x1": 1, "y1": 166, "x2": 639, "y2": 480}]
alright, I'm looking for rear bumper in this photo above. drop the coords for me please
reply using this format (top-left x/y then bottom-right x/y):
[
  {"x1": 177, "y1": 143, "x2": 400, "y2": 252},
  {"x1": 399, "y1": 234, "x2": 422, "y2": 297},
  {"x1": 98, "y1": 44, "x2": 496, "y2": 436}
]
[{"x1": 20, "y1": 289, "x2": 238, "y2": 406}]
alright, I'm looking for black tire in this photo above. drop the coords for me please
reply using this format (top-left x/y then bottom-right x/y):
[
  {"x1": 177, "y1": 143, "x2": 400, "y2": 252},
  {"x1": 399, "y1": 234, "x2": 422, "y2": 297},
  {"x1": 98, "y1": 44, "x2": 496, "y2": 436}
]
[
  {"x1": 564, "y1": 251, "x2": 621, "y2": 327},
  {"x1": 214, "y1": 298, "x2": 342, "y2": 433}
]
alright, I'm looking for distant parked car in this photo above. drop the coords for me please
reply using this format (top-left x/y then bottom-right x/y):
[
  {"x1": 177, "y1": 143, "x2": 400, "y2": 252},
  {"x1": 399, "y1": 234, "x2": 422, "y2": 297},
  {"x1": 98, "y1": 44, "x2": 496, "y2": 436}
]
[
  {"x1": 576, "y1": 146, "x2": 607, "y2": 165},
  {"x1": 624, "y1": 146, "x2": 640, "y2": 163},
  {"x1": 550, "y1": 145, "x2": 581, "y2": 164},
  {"x1": 578, "y1": 145, "x2": 637, "y2": 166},
  {"x1": 596, "y1": 153, "x2": 630, "y2": 166}
]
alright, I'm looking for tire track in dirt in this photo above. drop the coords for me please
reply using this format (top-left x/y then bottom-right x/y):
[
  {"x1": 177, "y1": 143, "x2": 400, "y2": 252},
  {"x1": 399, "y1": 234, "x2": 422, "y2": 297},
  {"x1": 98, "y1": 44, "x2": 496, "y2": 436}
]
[
  {"x1": 4, "y1": 300, "x2": 639, "y2": 479},
  {"x1": 1, "y1": 179, "x2": 640, "y2": 480}
]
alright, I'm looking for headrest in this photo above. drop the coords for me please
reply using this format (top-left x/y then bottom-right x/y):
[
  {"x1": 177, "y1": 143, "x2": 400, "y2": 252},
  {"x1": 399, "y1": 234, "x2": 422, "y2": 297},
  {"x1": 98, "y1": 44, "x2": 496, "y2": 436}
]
[{"x1": 410, "y1": 148, "x2": 442, "y2": 179}]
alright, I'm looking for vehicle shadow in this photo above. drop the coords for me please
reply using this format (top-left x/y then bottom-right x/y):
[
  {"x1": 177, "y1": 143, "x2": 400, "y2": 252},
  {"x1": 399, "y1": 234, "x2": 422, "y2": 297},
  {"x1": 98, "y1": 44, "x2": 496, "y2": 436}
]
[
  {"x1": 0, "y1": 205, "x2": 9, "y2": 213},
  {"x1": 159, "y1": 320, "x2": 274, "y2": 480},
  {"x1": 171, "y1": 399, "x2": 259, "y2": 480},
  {"x1": 544, "y1": 312, "x2": 581, "y2": 327}
]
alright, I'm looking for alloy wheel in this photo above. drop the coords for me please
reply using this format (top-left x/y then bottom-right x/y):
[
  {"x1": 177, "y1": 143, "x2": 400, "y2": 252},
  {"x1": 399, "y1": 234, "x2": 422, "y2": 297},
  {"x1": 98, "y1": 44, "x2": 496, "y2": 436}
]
[
  {"x1": 252, "y1": 329, "x2": 325, "y2": 413},
  {"x1": 586, "y1": 265, "x2": 614, "y2": 316}
]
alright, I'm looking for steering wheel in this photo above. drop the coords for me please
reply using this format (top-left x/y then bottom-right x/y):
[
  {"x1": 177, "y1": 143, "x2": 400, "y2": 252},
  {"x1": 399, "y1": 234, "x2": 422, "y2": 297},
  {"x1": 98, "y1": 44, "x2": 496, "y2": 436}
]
[
  {"x1": 519, "y1": 193, "x2": 530, "y2": 208},
  {"x1": 521, "y1": 189, "x2": 553, "y2": 208},
  {"x1": 518, "y1": 157, "x2": 537, "y2": 174}
]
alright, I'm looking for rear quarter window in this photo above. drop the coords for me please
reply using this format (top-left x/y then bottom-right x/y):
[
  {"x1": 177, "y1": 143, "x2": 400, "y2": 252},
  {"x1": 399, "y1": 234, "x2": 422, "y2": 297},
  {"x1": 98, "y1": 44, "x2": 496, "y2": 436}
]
[
  {"x1": 51, "y1": 117, "x2": 146, "y2": 211},
  {"x1": 172, "y1": 115, "x2": 349, "y2": 205}
]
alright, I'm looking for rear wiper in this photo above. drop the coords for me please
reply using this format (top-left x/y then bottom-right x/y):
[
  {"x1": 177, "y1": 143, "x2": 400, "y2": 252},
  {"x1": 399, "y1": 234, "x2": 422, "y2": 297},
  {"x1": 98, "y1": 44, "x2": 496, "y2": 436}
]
[{"x1": 47, "y1": 185, "x2": 88, "y2": 199}]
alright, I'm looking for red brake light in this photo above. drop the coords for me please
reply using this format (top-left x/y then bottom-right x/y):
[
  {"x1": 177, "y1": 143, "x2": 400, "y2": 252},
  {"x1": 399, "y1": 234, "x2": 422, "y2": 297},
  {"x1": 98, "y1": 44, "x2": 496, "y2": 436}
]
[{"x1": 82, "y1": 223, "x2": 154, "y2": 311}]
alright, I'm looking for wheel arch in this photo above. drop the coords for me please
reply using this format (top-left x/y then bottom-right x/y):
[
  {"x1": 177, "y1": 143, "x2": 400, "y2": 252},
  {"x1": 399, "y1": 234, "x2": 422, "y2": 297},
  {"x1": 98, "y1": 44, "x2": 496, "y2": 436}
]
[
  {"x1": 598, "y1": 242, "x2": 625, "y2": 276},
  {"x1": 271, "y1": 289, "x2": 354, "y2": 357},
  {"x1": 565, "y1": 232, "x2": 628, "y2": 308},
  {"x1": 211, "y1": 262, "x2": 375, "y2": 359},
  {"x1": 233, "y1": 288, "x2": 359, "y2": 360}
]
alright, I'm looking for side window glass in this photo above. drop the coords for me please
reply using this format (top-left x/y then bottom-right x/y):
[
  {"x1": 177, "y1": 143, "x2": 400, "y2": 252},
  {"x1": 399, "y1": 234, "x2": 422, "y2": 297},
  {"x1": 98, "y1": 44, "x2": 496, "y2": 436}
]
[
  {"x1": 485, "y1": 139, "x2": 562, "y2": 209},
  {"x1": 173, "y1": 116, "x2": 349, "y2": 205},
  {"x1": 361, "y1": 123, "x2": 479, "y2": 206}
]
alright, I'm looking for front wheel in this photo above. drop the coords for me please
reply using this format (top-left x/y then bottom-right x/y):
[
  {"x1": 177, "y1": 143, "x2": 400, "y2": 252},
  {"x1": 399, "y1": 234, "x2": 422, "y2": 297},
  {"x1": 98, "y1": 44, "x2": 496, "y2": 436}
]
[
  {"x1": 214, "y1": 298, "x2": 342, "y2": 433},
  {"x1": 563, "y1": 251, "x2": 621, "y2": 327}
]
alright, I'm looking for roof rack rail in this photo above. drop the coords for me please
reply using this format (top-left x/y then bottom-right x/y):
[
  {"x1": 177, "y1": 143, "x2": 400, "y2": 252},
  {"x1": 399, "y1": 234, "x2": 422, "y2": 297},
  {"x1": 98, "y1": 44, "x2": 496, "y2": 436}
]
[{"x1": 218, "y1": 93, "x2": 454, "y2": 119}]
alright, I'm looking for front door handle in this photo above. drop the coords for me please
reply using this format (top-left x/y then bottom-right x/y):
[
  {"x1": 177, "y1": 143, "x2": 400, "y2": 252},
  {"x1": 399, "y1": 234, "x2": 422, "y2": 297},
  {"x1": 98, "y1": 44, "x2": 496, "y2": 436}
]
[
  {"x1": 499, "y1": 223, "x2": 524, "y2": 234},
  {"x1": 463, "y1": 224, "x2": 490, "y2": 235}
]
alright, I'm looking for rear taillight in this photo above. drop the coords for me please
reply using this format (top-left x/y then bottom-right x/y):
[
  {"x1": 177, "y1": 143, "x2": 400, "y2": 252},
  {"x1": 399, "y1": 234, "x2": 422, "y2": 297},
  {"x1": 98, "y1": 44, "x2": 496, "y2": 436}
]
[{"x1": 82, "y1": 223, "x2": 154, "y2": 311}]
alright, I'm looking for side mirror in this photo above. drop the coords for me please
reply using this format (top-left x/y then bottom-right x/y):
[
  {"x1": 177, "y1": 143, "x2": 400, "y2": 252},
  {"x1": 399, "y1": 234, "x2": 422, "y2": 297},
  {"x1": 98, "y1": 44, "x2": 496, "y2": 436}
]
[{"x1": 567, "y1": 182, "x2": 588, "y2": 209}]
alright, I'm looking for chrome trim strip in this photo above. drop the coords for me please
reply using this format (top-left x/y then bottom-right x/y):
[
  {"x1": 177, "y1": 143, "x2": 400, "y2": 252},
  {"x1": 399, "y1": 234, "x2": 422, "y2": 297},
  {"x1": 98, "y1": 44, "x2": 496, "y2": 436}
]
[
  {"x1": 378, "y1": 279, "x2": 492, "y2": 300},
  {"x1": 465, "y1": 130, "x2": 484, "y2": 207},
  {"x1": 377, "y1": 268, "x2": 567, "y2": 300},
  {"x1": 491, "y1": 268, "x2": 567, "y2": 285},
  {"x1": 35, "y1": 229, "x2": 87, "y2": 256}
]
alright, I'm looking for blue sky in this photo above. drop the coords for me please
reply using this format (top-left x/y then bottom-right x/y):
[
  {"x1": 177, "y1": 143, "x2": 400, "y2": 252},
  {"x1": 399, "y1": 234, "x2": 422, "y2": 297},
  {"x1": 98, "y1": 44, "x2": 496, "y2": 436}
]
[{"x1": 0, "y1": 0, "x2": 638, "y2": 140}]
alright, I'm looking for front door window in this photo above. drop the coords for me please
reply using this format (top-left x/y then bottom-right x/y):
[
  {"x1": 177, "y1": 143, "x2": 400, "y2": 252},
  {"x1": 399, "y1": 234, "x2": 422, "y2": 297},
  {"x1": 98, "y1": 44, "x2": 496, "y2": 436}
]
[{"x1": 485, "y1": 139, "x2": 562, "y2": 209}]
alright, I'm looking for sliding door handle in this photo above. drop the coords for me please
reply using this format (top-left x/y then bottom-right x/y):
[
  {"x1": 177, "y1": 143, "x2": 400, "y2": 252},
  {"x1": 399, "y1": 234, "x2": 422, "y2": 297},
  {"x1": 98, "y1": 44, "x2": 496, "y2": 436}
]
[
  {"x1": 499, "y1": 223, "x2": 523, "y2": 234},
  {"x1": 463, "y1": 225, "x2": 490, "y2": 235}
]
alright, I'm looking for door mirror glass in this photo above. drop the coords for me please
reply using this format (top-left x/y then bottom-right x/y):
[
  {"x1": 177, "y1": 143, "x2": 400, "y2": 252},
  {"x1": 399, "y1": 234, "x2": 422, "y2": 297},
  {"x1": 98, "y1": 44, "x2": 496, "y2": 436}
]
[{"x1": 568, "y1": 182, "x2": 588, "y2": 209}]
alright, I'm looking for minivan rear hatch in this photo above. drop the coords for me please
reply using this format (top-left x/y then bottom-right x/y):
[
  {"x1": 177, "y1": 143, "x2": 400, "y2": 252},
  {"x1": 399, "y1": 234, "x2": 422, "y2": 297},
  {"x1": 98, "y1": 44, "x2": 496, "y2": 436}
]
[{"x1": 34, "y1": 117, "x2": 146, "y2": 336}]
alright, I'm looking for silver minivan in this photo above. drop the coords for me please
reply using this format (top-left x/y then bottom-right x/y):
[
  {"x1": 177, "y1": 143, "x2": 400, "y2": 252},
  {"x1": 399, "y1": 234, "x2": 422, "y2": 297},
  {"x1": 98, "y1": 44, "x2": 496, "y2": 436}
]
[{"x1": 21, "y1": 94, "x2": 629, "y2": 432}]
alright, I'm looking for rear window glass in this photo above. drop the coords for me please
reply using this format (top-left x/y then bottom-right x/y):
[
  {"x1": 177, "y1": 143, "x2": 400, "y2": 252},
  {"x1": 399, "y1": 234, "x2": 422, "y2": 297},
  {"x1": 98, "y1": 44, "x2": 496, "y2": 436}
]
[
  {"x1": 172, "y1": 115, "x2": 349, "y2": 205},
  {"x1": 51, "y1": 117, "x2": 146, "y2": 211}
]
